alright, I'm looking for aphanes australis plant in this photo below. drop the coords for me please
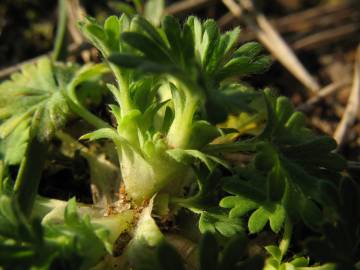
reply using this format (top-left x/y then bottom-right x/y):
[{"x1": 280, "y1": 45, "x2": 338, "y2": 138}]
[{"x1": 0, "y1": 13, "x2": 358, "y2": 270}]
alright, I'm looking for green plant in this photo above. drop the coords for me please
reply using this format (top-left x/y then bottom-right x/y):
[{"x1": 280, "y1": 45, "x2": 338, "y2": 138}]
[{"x1": 0, "y1": 13, "x2": 358, "y2": 270}]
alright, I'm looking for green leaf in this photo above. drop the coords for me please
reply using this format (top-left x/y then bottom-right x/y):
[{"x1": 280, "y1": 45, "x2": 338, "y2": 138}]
[
  {"x1": 108, "y1": 53, "x2": 149, "y2": 68},
  {"x1": 248, "y1": 207, "x2": 269, "y2": 233},
  {"x1": 0, "y1": 58, "x2": 106, "y2": 165},
  {"x1": 0, "y1": 195, "x2": 112, "y2": 270},
  {"x1": 104, "y1": 15, "x2": 121, "y2": 52},
  {"x1": 167, "y1": 149, "x2": 229, "y2": 171},
  {"x1": 121, "y1": 32, "x2": 171, "y2": 63},
  {"x1": 265, "y1": 245, "x2": 282, "y2": 262},
  {"x1": 109, "y1": 1, "x2": 136, "y2": 16},
  {"x1": 220, "y1": 196, "x2": 258, "y2": 218},
  {"x1": 144, "y1": 0, "x2": 164, "y2": 26},
  {"x1": 269, "y1": 204, "x2": 286, "y2": 233},
  {"x1": 162, "y1": 16, "x2": 183, "y2": 64},
  {"x1": 199, "y1": 208, "x2": 243, "y2": 237},
  {"x1": 267, "y1": 163, "x2": 286, "y2": 202},
  {"x1": 80, "y1": 128, "x2": 120, "y2": 142}
]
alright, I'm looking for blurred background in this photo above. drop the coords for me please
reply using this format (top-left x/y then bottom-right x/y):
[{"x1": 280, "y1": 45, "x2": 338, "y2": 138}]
[{"x1": 1, "y1": 0, "x2": 359, "y2": 174}]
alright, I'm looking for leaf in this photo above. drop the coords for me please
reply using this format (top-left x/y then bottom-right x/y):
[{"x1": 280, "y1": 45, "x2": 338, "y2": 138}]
[
  {"x1": 108, "y1": 1, "x2": 136, "y2": 16},
  {"x1": 80, "y1": 128, "x2": 120, "y2": 142},
  {"x1": 121, "y1": 32, "x2": 171, "y2": 63},
  {"x1": 104, "y1": 16, "x2": 121, "y2": 52},
  {"x1": 248, "y1": 207, "x2": 269, "y2": 233},
  {"x1": 0, "y1": 119, "x2": 30, "y2": 165},
  {"x1": 0, "y1": 195, "x2": 112, "y2": 270},
  {"x1": 199, "y1": 208, "x2": 244, "y2": 237},
  {"x1": 269, "y1": 204, "x2": 286, "y2": 233},
  {"x1": 162, "y1": 16, "x2": 183, "y2": 64},
  {"x1": 220, "y1": 196, "x2": 258, "y2": 218},
  {"x1": 0, "y1": 58, "x2": 106, "y2": 165},
  {"x1": 144, "y1": 0, "x2": 164, "y2": 26},
  {"x1": 265, "y1": 245, "x2": 282, "y2": 262},
  {"x1": 221, "y1": 93, "x2": 346, "y2": 232}
]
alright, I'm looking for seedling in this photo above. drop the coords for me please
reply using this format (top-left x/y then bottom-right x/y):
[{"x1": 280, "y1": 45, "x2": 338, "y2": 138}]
[{"x1": 0, "y1": 14, "x2": 357, "y2": 270}]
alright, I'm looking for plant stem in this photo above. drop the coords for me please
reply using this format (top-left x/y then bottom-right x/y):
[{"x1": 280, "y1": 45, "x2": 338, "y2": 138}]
[
  {"x1": 53, "y1": 0, "x2": 67, "y2": 61},
  {"x1": 14, "y1": 137, "x2": 48, "y2": 217},
  {"x1": 65, "y1": 89, "x2": 111, "y2": 129},
  {"x1": 109, "y1": 63, "x2": 133, "y2": 115},
  {"x1": 279, "y1": 218, "x2": 293, "y2": 259},
  {"x1": 0, "y1": 161, "x2": 4, "y2": 193},
  {"x1": 13, "y1": 109, "x2": 49, "y2": 217},
  {"x1": 167, "y1": 95, "x2": 198, "y2": 148},
  {"x1": 166, "y1": 77, "x2": 202, "y2": 148}
]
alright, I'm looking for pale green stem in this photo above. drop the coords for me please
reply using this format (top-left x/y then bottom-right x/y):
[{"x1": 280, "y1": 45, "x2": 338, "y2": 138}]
[
  {"x1": 65, "y1": 82, "x2": 111, "y2": 129},
  {"x1": 0, "y1": 161, "x2": 4, "y2": 193},
  {"x1": 167, "y1": 95, "x2": 199, "y2": 148},
  {"x1": 109, "y1": 63, "x2": 133, "y2": 115},
  {"x1": 279, "y1": 219, "x2": 293, "y2": 259},
  {"x1": 166, "y1": 77, "x2": 202, "y2": 148},
  {"x1": 52, "y1": 0, "x2": 67, "y2": 61}
]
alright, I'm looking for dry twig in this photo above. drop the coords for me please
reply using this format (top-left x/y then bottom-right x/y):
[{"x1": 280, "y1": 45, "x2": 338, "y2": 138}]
[
  {"x1": 293, "y1": 23, "x2": 360, "y2": 51},
  {"x1": 334, "y1": 45, "x2": 360, "y2": 148},
  {"x1": 297, "y1": 79, "x2": 351, "y2": 112},
  {"x1": 222, "y1": 0, "x2": 320, "y2": 93},
  {"x1": 165, "y1": 0, "x2": 217, "y2": 15},
  {"x1": 218, "y1": 12, "x2": 235, "y2": 28}
]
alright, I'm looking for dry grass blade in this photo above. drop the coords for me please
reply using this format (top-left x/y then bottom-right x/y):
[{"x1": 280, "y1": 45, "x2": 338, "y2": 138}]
[
  {"x1": 334, "y1": 45, "x2": 360, "y2": 148},
  {"x1": 293, "y1": 23, "x2": 360, "y2": 51},
  {"x1": 297, "y1": 79, "x2": 351, "y2": 112},
  {"x1": 165, "y1": 0, "x2": 217, "y2": 15},
  {"x1": 275, "y1": 2, "x2": 355, "y2": 34},
  {"x1": 218, "y1": 11, "x2": 235, "y2": 28},
  {"x1": 67, "y1": 0, "x2": 90, "y2": 62},
  {"x1": 222, "y1": 0, "x2": 320, "y2": 93},
  {"x1": 347, "y1": 161, "x2": 360, "y2": 170}
]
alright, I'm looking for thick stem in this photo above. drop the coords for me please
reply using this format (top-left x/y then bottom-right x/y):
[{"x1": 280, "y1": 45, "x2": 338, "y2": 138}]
[
  {"x1": 167, "y1": 96, "x2": 198, "y2": 148},
  {"x1": 279, "y1": 219, "x2": 293, "y2": 259}
]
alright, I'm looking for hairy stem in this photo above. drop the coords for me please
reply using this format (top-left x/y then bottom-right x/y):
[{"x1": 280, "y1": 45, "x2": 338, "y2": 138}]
[
  {"x1": 110, "y1": 63, "x2": 133, "y2": 115},
  {"x1": 166, "y1": 78, "x2": 202, "y2": 148}
]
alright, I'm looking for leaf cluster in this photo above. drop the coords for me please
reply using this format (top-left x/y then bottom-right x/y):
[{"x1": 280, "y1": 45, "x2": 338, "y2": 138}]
[{"x1": 0, "y1": 196, "x2": 110, "y2": 270}]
